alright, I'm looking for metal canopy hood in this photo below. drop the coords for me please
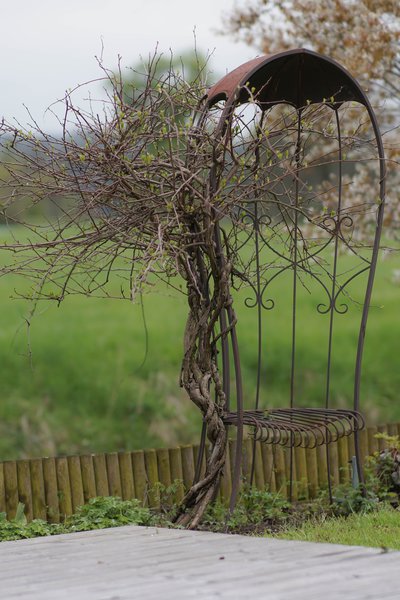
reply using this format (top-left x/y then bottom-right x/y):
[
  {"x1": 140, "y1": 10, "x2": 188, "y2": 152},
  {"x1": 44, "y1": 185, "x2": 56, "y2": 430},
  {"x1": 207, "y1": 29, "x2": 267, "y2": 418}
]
[{"x1": 206, "y1": 48, "x2": 367, "y2": 109}]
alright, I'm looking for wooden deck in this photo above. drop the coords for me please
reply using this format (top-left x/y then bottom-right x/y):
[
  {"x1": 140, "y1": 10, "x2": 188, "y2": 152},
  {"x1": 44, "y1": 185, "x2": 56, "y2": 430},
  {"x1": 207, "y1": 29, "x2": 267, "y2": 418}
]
[{"x1": 0, "y1": 525, "x2": 398, "y2": 599}]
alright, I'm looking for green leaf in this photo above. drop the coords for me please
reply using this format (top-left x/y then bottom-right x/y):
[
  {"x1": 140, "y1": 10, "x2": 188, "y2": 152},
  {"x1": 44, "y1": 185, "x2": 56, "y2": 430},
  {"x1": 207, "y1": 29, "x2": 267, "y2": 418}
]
[{"x1": 14, "y1": 503, "x2": 27, "y2": 525}]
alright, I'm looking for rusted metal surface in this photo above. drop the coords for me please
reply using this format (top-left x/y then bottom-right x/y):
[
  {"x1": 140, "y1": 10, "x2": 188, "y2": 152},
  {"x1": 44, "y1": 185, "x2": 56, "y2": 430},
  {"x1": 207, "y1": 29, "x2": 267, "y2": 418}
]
[
  {"x1": 206, "y1": 55, "x2": 268, "y2": 105},
  {"x1": 206, "y1": 48, "x2": 367, "y2": 108},
  {"x1": 196, "y1": 48, "x2": 386, "y2": 510}
]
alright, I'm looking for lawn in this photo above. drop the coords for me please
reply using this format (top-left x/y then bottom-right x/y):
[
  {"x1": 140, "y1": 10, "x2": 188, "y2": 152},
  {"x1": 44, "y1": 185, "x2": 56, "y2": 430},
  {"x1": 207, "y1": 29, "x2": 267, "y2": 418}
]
[
  {"x1": 1, "y1": 224, "x2": 400, "y2": 460},
  {"x1": 274, "y1": 505, "x2": 400, "y2": 550}
]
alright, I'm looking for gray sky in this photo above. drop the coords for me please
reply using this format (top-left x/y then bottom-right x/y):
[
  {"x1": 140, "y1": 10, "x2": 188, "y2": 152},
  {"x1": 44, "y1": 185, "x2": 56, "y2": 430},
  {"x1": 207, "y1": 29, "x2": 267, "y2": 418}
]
[{"x1": 1, "y1": 0, "x2": 256, "y2": 129}]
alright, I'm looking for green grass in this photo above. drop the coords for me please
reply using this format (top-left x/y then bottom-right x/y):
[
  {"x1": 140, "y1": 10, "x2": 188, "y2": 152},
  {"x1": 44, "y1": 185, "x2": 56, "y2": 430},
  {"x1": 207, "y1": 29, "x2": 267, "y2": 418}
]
[
  {"x1": 1, "y1": 224, "x2": 400, "y2": 459},
  {"x1": 0, "y1": 271, "x2": 198, "y2": 458},
  {"x1": 0, "y1": 225, "x2": 200, "y2": 458},
  {"x1": 273, "y1": 506, "x2": 400, "y2": 550}
]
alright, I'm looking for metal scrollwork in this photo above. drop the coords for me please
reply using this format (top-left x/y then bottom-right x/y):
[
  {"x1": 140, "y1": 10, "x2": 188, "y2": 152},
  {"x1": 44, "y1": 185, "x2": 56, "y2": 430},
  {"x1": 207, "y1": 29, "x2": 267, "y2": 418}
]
[{"x1": 244, "y1": 286, "x2": 275, "y2": 310}]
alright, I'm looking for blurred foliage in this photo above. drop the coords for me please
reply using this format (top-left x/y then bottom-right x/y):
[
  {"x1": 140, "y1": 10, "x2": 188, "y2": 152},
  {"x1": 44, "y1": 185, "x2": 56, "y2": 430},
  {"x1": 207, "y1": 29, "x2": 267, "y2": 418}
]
[
  {"x1": 0, "y1": 226, "x2": 400, "y2": 459},
  {"x1": 120, "y1": 49, "x2": 215, "y2": 100}
]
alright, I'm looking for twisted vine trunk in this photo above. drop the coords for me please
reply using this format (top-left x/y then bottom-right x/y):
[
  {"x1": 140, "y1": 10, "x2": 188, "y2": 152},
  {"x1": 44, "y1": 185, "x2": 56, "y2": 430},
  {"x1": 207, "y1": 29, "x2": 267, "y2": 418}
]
[{"x1": 173, "y1": 218, "x2": 234, "y2": 529}]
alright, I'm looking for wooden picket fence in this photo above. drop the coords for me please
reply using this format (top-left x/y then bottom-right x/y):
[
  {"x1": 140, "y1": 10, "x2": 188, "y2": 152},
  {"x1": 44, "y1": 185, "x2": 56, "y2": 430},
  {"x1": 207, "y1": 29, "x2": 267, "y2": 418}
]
[{"x1": 0, "y1": 422, "x2": 398, "y2": 522}]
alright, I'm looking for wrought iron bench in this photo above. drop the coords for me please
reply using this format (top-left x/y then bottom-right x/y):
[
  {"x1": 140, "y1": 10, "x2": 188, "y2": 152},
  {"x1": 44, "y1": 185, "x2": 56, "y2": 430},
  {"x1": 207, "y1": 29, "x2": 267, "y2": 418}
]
[{"x1": 195, "y1": 49, "x2": 385, "y2": 508}]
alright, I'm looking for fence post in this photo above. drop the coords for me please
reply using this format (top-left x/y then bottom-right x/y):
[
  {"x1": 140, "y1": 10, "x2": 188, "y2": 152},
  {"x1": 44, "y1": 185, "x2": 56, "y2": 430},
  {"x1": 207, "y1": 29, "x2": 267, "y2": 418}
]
[
  {"x1": 156, "y1": 448, "x2": 171, "y2": 489},
  {"x1": 92, "y1": 454, "x2": 110, "y2": 497},
  {"x1": 285, "y1": 448, "x2": 297, "y2": 500},
  {"x1": 0, "y1": 463, "x2": 6, "y2": 514},
  {"x1": 80, "y1": 455, "x2": 97, "y2": 504},
  {"x1": 106, "y1": 453, "x2": 122, "y2": 498},
  {"x1": 56, "y1": 457, "x2": 73, "y2": 519},
  {"x1": 316, "y1": 445, "x2": 328, "y2": 490},
  {"x1": 144, "y1": 449, "x2": 160, "y2": 509},
  {"x1": 30, "y1": 459, "x2": 47, "y2": 521},
  {"x1": 68, "y1": 456, "x2": 85, "y2": 512},
  {"x1": 180, "y1": 445, "x2": 195, "y2": 492},
  {"x1": 272, "y1": 445, "x2": 287, "y2": 499},
  {"x1": 328, "y1": 442, "x2": 340, "y2": 489},
  {"x1": 359, "y1": 429, "x2": 369, "y2": 467},
  {"x1": 17, "y1": 460, "x2": 33, "y2": 521},
  {"x1": 261, "y1": 444, "x2": 276, "y2": 492},
  {"x1": 118, "y1": 452, "x2": 135, "y2": 501},
  {"x1": 131, "y1": 450, "x2": 147, "y2": 505},
  {"x1": 252, "y1": 442, "x2": 265, "y2": 491},
  {"x1": 305, "y1": 447, "x2": 318, "y2": 499},
  {"x1": 4, "y1": 461, "x2": 18, "y2": 520},
  {"x1": 294, "y1": 446, "x2": 308, "y2": 501},
  {"x1": 168, "y1": 447, "x2": 185, "y2": 503},
  {"x1": 337, "y1": 437, "x2": 350, "y2": 484},
  {"x1": 43, "y1": 457, "x2": 60, "y2": 523}
]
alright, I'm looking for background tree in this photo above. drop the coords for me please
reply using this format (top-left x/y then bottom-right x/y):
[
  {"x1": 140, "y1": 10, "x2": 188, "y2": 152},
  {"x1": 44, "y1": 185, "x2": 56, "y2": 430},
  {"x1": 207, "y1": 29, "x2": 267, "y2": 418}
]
[
  {"x1": 0, "y1": 57, "x2": 246, "y2": 527},
  {"x1": 223, "y1": 0, "x2": 399, "y2": 102},
  {"x1": 122, "y1": 49, "x2": 213, "y2": 94}
]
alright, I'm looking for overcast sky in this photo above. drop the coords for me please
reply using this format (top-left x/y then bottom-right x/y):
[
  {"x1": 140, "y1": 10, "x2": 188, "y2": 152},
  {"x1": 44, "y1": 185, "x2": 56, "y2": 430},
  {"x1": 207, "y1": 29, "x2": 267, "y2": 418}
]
[{"x1": 1, "y1": 0, "x2": 257, "y2": 129}]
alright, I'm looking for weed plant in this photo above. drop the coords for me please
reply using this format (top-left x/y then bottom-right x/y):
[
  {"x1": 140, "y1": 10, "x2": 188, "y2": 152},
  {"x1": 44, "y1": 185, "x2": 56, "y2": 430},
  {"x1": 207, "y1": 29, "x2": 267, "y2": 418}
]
[
  {"x1": 201, "y1": 489, "x2": 292, "y2": 534},
  {"x1": 0, "y1": 497, "x2": 164, "y2": 542}
]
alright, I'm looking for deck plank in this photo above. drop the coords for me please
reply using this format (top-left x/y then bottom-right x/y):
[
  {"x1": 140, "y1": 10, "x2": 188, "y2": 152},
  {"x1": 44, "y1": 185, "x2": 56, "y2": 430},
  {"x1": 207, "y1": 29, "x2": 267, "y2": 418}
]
[{"x1": 0, "y1": 525, "x2": 398, "y2": 599}]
